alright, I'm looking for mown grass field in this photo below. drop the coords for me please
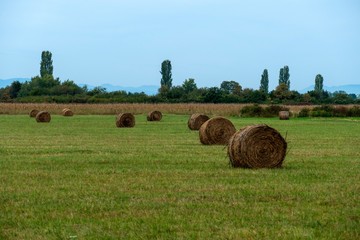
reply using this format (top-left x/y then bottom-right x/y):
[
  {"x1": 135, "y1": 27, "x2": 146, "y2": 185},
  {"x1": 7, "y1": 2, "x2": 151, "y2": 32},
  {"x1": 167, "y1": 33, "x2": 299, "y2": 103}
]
[{"x1": 0, "y1": 114, "x2": 359, "y2": 239}]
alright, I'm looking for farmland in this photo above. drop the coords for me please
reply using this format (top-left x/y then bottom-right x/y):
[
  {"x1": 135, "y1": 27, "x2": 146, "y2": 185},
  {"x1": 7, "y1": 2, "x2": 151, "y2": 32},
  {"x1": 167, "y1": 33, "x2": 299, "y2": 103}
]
[{"x1": 0, "y1": 108, "x2": 359, "y2": 239}]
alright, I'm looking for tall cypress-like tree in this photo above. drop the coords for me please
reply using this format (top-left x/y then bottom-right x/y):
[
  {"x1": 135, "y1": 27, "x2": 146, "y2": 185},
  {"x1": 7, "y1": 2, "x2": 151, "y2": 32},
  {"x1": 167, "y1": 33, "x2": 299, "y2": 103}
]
[
  {"x1": 278, "y1": 68, "x2": 284, "y2": 84},
  {"x1": 160, "y1": 59, "x2": 172, "y2": 89},
  {"x1": 278, "y1": 65, "x2": 290, "y2": 89},
  {"x1": 260, "y1": 69, "x2": 269, "y2": 94},
  {"x1": 314, "y1": 74, "x2": 324, "y2": 93},
  {"x1": 40, "y1": 51, "x2": 53, "y2": 78}
]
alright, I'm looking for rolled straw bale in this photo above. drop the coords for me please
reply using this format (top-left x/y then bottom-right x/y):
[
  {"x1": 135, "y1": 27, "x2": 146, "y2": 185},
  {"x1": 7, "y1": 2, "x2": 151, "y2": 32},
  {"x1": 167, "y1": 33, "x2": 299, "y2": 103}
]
[
  {"x1": 279, "y1": 111, "x2": 290, "y2": 120},
  {"x1": 116, "y1": 113, "x2": 135, "y2": 128},
  {"x1": 35, "y1": 111, "x2": 51, "y2": 123},
  {"x1": 228, "y1": 124, "x2": 287, "y2": 168},
  {"x1": 62, "y1": 108, "x2": 74, "y2": 117},
  {"x1": 62, "y1": 108, "x2": 70, "y2": 114},
  {"x1": 29, "y1": 109, "x2": 39, "y2": 118},
  {"x1": 188, "y1": 114, "x2": 210, "y2": 130},
  {"x1": 199, "y1": 117, "x2": 236, "y2": 145},
  {"x1": 147, "y1": 111, "x2": 162, "y2": 121}
]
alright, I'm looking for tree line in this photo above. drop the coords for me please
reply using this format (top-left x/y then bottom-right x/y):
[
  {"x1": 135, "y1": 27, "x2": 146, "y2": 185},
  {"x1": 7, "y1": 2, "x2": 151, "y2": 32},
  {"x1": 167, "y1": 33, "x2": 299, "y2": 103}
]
[{"x1": 0, "y1": 51, "x2": 359, "y2": 104}]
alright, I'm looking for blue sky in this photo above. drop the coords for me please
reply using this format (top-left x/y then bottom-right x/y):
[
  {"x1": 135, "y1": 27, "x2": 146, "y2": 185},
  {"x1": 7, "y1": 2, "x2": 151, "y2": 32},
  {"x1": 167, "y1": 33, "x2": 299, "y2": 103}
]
[{"x1": 0, "y1": 0, "x2": 359, "y2": 91}]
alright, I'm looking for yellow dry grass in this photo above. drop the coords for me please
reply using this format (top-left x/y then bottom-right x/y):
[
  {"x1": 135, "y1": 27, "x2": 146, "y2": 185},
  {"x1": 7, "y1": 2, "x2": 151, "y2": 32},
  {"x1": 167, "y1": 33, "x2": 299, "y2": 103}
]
[{"x1": 0, "y1": 103, "x2": 357, "y2": 116}]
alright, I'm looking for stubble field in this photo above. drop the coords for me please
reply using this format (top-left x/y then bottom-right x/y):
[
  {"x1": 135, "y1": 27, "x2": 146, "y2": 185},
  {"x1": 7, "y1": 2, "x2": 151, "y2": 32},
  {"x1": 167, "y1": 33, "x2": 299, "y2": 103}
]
[{"x1": 0, "y1": 108, "x2": 359, "y2": 239}]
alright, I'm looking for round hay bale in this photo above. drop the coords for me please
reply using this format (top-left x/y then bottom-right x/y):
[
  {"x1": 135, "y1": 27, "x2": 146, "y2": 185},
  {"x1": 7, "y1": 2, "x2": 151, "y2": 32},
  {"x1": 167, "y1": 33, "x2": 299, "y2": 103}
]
[
  {"x1": 279, "y1": 111, "x2": 290, "y2": 120},
  {"x1": 147, "y1": 111, "x2": 162, "y2": 121},
  {"x1": 199, "y1": 117, "x2": 236, "y2": 145},
  {"x1": 62, "y1": 108, "x2": 74, "y2": 117},
  {"x1": 35, "y1": 111, "x2": 51, "y2": 123},
  {"x1": 188, "y1": 114, "x2": 210, "y2": 130},
  {"x1": 116, "y1": 113, "x2": 135, "y2": 128},
  {"x1": 29, "y1": 109, "x2": 39, "y2": 118},
  {"x1": 228, "y1": 124, "x2": 287, "y2": 168}
]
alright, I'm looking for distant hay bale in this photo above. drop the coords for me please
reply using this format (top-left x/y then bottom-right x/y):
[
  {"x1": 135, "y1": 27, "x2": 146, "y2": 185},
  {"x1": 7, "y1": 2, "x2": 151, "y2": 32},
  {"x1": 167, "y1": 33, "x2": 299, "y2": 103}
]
[
  {"x1": 35, "y1": 111, "x2": 51, "y2": 123},
  {"x1": 188, "y1": 114, "x2": 210, "y2": 130},
  {"x1": 147, "y1": 111, "x2": 162, "y2": 121},
  {"x1": 116, "y1": 113, "x2": 135, "y2": 128},
  {"x1": 279, "y1": 111, "x2": 290, "y2": 120},
  {"x1": 199, "y1": 117, "x2": 236, "y2": 145},
  {"x1": 62, "y1": 108, "x2": 74, "y2": 117},
  {"x1": 29, "y1": 109, "x2": 39, "y2": 118},
  {"x1": 228, "y1": 124, "x2": 287, "y2": 168}
]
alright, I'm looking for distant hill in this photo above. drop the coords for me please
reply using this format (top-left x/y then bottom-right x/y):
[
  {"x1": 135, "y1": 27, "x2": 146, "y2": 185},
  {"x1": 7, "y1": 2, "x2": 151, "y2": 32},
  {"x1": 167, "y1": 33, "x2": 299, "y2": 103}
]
[{"x1": 300, "y1": 84, "x2": 360, "y2": 95}]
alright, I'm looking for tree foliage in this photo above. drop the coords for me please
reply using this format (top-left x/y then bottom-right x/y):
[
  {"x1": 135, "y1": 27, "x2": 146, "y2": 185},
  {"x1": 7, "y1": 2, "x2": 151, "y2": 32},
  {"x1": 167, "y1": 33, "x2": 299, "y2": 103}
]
[
  {"x1": 0, "y1": 53, "x2": 358, "y2": 104},
  {"x1": 160, "y1": 60, "x2": 172, "y2": 89},
  {"x1": 260, "y1": 69, "x2": 269, "y2": 94},
  {"x1": 9, "y1": 81, "x2": 22, "y2": 98},
  {"x1": 182, "y1": 78, "x2": 197, "y2": 93},
  {"x1": 40, "y1": 51, "x2": 54, "y2": 78},
  {"x1": 314, "y1": 74, "x2": 324, "y2": 93},
  {"x1": 278, "y1": 65, "x2": 290, "y2": 89},
  {"x1": 220, "y1": 81, "x2": 242, "y2": 95}
]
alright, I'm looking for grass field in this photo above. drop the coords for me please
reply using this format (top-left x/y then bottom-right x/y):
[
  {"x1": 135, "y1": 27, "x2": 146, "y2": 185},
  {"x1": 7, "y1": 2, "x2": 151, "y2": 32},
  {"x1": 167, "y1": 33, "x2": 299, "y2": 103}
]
[{"x1": 0, "y1": 114, "x2": 359, "y2": 239}]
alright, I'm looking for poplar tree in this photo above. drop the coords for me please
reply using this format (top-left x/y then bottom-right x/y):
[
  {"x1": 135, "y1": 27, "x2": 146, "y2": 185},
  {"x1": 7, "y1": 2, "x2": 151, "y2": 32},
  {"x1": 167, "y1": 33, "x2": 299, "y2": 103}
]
[
  {"x1": 278, "y1": 65, "x2": 290, "y2": 89},
  {"x1": 40, "y1": 51, "x2": 54, "y2": 78},
  {"x1": 314, "y1": 74, "x2": 324, "y2": 93},
  {"x1": 160, "y1": 59, "x2": 173, "y2": 89},
  {"x1": 260, "y1": 69, "x2": 269, "y2": 94}
]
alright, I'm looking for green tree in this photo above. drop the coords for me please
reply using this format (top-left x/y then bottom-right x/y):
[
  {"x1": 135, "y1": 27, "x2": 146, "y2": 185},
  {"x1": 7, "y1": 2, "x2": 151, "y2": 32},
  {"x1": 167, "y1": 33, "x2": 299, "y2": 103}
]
[
  {"x1": 160, "y1": 60, "x2": 172, "y2": 90},
  {"x1": 202, "y1": 87, "x2": 223, "y2": 103},
  {"x1": 182, "y1": 78, "x2": 197, "y2": 93},
  {"x1": 332, "y1": 91, "x2": 353, "y2": 104},
  {"x1": 18, "y1": 75, "x2": 60, "y2": 97},
  {"x1": 52, "y1": 80, "x2": 84, "y2": 95},
  {"x1": 314, "y1": 74, "x2": 324, "y2": 93},
  {"x1": 40, "y1": 51, "x2": 54, "y2": 78},
  {"x1": 220, "y1": 81, "x2": 242, "y2": 95},
  {"x1": 87, "y1": 86, "x2": 107, "y2": 96},
  {"x1": 260, "y1": 69, "x2": 269, "y2": 94},
  {"x1": 271, "y1": 83, "x2": 291, "y2": 102},
  {"x1": 279, "y1": 65, "x2": 290, "y2": 89},
  {"x1": 9, "y1": 81, "x2": 22, "y2": 98}
]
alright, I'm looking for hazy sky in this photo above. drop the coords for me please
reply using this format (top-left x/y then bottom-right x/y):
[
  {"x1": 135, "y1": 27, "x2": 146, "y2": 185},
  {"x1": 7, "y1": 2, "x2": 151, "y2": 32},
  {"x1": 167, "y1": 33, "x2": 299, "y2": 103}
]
[{"x1": 1, "y1": 0, "x2": 359, "y2": 91}]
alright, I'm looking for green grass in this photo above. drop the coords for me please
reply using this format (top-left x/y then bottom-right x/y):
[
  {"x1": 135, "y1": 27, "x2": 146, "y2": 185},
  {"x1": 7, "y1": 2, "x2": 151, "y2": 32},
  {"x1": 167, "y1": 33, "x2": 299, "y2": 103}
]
[{"x1": 0, "y1": 115, "x2": 359, "y2": 239}]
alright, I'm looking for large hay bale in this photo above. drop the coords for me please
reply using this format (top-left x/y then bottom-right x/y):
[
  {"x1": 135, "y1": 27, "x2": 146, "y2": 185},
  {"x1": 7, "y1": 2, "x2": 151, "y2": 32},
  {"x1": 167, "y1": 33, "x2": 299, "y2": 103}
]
[
  {"x1": 188, "y1": 114, "x2": 210, "y2": 130},
  {"x1": 29, "y1": 109, "x2": 39, "y2": 118},
  {"x1": 147, "y1": 111, "x2": 162, "y2": 121},
  {"x1": 228, "y1": 124, "x2": 287, "y2": 168},
  {"x1": 116, "y1": 113, "x2": 135, "y2": 128},
  {"x1": 35, "y1": 111, "x2": 51, "y2": 123},
  {"x1": 62, "y1": 108, "x2": 74, "y2": 117},
  {"x1": 279, "y1": 111, "x2": 290, "y2": 120},
  {"x1": 199, "y1": 117, "x2": 236, "y2": 145}
]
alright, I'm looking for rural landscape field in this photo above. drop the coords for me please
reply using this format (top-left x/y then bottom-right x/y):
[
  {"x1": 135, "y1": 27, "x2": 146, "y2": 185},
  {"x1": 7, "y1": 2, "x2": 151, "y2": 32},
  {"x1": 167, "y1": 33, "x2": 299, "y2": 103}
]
[{"x1": 0, "y1": 103, "x2": 359, "y2": 239}]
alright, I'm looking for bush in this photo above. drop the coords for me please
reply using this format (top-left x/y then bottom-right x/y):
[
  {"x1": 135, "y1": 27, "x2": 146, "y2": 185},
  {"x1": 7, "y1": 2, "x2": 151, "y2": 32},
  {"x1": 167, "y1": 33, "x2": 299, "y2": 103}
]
[
  {"x1": 309, "y1": 105, "x2": 359, "y2": 117},
  {"x1": 333, "y1": 106, "x2": 348, "y2": 117},
  {"x1": 310, "y1": 105, "x2": 334, "y2": 117},
  {"x1": 240, "y1": 105, "x2": 290, "y2": 117},
  {"x1": 298, "y1": 108, "x2": 310, "y2": 117},
  {"x1": 347, "y1": 106, "x2": 360, "y2": 117},
  {"x1": 240, "y1": 104, "x2": 264, "y2": 117},
  {"x1": 263, "y1": 105, "x2": 289, "y2": 117}
]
